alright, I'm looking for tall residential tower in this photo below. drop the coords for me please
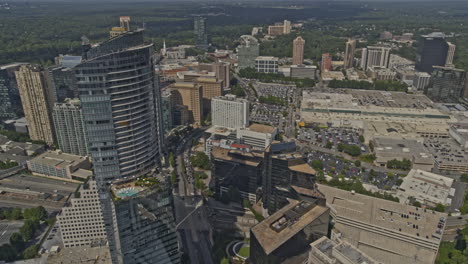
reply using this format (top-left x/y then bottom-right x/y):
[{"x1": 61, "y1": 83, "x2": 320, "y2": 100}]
[
  {"x1": 292, "y1": 36, "x2": 305, "y2": 65},
  {"x1": 75, "y1": 30, "x2": 164, "y2": 183},
  {"x1": 15, "y1": 64, "x2": 55, "y2": 145}
]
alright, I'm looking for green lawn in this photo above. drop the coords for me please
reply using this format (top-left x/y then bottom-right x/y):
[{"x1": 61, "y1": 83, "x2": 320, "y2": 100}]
[{"x1": 238, "y1": 245, "x2": 250, "y2": 258}]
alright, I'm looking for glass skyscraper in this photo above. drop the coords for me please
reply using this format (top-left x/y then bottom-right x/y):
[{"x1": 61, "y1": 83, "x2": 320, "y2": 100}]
[
  {"x1": 75, "y1": 29, "x2": 164, "y2": 184},
  {"x1": 194, "y1": 16, "x2": 208, "y2": 49}
]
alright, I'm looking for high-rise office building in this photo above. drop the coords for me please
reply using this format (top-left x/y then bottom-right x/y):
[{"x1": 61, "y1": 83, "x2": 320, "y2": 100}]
[
  {"x1": 416, "y1": 32, "x2": 450, "y2": 73},
  {"x1": 446, "y1": 42, "x2": 456, "y2": 67},
  {"x1": 0, "y1": 63, "x2": 26, "y2": 121},
  {"x1": 52, "y1": 98, "x2": 89, "y2": 156},
  {"x1": 75, "y1": 29, "x2": 164, "y2": 183},
  {"x1": 46, "y1": 66, "x2": 78, "y2": 102},
  {"x1": 292, "y1": 36, "x2": 305, "y2": 65},
  {"x1": 426, "y1": 66, "x2": 466, "y2": 102},
  {"x1": 109, "y1": 175, "x2": 180, "y2": 264},
  {"x1": 161, "y1": 90, "x2": 173, "y2": 134},
  {"x1": 58, "y1": 179, "x2": 107, "y2": 248},
  {"x1": 211, "y1": 95, "x2": 249, "y2": 129},
  {"x1": 15, "y1": 64, "x2": 55, "y2": 145},
  {"x1": 237, "y1": 35, "x2": 260, "y2": 69},
  {"x1": 169, "y1": 82, "x2": 203, "y2": 126},
  {"x1": 250, "y1": 200, "x2": 329, "y2": 264},
  {"x1": 344, "y1": 39, "x2": 356, "y2": 69},
  {"x1": 211, "y1": 146, "x2": 264, "y2": 203},
  {"x1": 262, "y1": 144, "x2": 318, "y2": 214},
  {"x1": 213, "y1": 62, "x2": 230, "y2": 89},
  {"x1": 360, "y1": 46, "x2": 391, "y2": 71},
  {"x1": 268, "y1": 20, "x2": 292, "y2": 36},
  {"x1": 196, "y1": 77, "x2": 223, "y2": 115},
  {"x1": 321, "y1": 53, "x2": 332, "y2": 72},
  {"x1": 194, "y1": 16, "x2": 208, "y2": 49}
]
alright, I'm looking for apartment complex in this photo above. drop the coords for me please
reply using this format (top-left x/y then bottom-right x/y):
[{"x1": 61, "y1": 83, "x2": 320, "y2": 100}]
[
  {"x1": 15, "y1": 64, "x2": 55, "y2": 145},
  {"x1": 52, "y1": 98, "x2": 89, "y2": 156},
  {"x1": 169, "y1": 82, "x2": 203, "y2": 126},
  {"x1": 361, "y1": 46, "x2": 391, "y2": 70},
  {"x1": 321, "y1": 53, "x2": 332, "y2": 72},
  {"x1": 58, "y1": 179, "x2": 107, "y2": 248},
  {"x1": 211, "y1": 95, "x2": 249, "y2": 129},
  {"x1": 267, "y1": 20, "x2": 291, "y2": 36}
]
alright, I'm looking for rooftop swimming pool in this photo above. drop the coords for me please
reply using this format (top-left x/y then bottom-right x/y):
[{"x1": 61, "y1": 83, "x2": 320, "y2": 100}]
[{"x1": 116, "y1": 187, "x2": 141, "y2": 198}]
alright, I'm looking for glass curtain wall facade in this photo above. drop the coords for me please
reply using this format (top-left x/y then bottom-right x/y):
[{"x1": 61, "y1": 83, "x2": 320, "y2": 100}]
[{"x1": 75, "y1": 30, "x2": 164, "y2": 184}]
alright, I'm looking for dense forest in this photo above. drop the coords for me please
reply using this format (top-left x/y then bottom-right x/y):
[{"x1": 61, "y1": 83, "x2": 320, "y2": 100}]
[{"x1": 1, "y1": 1, "x2": 468, "y2": 71}]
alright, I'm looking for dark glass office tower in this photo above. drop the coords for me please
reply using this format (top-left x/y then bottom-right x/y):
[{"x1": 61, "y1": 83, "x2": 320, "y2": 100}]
[
  {"x1": 110, "y1": 175, "x2": 180, "y2": 264},
  {"x1": 427, "y1": 66, "x2": 466, "y2": 103},
  {"x1": 416, "y1": 32, "x2": 449, "y2": 74},
  {"x1": 75, "y1": 30, "x2": 164, "y2": 184}
]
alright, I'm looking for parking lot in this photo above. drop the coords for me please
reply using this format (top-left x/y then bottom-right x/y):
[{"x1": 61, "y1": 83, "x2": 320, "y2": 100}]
[
  {"x1": 250, "y1": 103, "x2": 287, "y2": 128},
  {"x1": 307, "y1": 150, "x2": 399, "y2": 190},
  {"x1": 0, "y1": 221, "x2": 23, "y2": 246},
  {"x1": 254, "y1": 82, "x2": 296, "y2": 101},
  {"x1": 298, "y1": 125, "x2": 368, "y2": 153}
]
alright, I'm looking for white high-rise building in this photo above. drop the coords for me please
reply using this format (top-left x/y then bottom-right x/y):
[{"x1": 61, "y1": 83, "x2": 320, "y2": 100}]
[
  {"x1": 413, "y1": 72, "x2": 431, "y2": 90},
  {"x1": 445, "y1": 42, "x2": 456, "y2": 67},
  {"x1": 52, "y1": 98, "x2": 89, "y2": 156},
  {"x1": 212, "y1": 95, "x2": 249, "y2": 129},
  {"x1": 58, "y1": 179, "x2": 107, "y2": 248},
  {"x1": 361, "y1": 46, "x2": 391, "y2": 70}
]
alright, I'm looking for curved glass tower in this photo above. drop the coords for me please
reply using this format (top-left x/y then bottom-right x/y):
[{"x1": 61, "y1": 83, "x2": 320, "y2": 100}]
[{"x1": 75, "y1": 30, "x2": 164, "y2": 184}]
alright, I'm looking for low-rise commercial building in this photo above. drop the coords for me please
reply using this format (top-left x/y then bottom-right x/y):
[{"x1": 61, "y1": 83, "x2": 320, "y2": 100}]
[
  {"x1": 27, "y1": 150, "x2": 92, "y2": 181},
  {"x1": 290, "y1": 65, "x2": 317, "y2": 79},
  {"x1": 301, "y1": 90, "x2": 453, "y2": 126},
  {"x1": 373, "y1": 137, "x2": 434, "y2": 171},
  {"x1": 308, "y1": 236, "x2": 380, "y2": 264},
  {"x1": 250, "y1": 200, "x2": 330, "y2": 264},
  {"x1": 236, "y1": 124, "x2": 278, "y2": 150},
  {"x1": 318, "y1": 184, "x2": 446, "y2": 264},
  {"x1": 397, "y1": 169, "x2": 454, "y2": 207},
  {"x1": 449, "y1": 123, "x2": 468, "y2": 150},
  {"x1": 321, "y1": 71, "x2": 345, "y2": 81},
  {"x1": 255, "y1": 56, "x2": 279, "y2": 73}
]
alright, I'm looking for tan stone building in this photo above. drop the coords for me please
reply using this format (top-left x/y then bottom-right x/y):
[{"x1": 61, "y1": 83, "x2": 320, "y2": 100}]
[
  {"x1": 170, "y1": 82, "x2": 203, "y2": 126},
  {"x1": 15, "y1": 64, "x2": 55, "y2": 145},
  {"x1": 196, "y1": 77, "x2": 223, "y2": 114},
  {"x1": 292, "y1": 36, "x2": 305, "y2": 65}
]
